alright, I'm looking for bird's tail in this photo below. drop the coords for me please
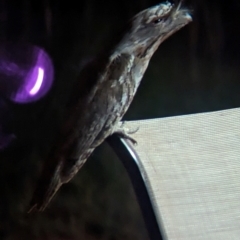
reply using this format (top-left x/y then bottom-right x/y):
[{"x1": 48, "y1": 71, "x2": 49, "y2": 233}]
[{"x1": 28, "y1": 161, "x2": 63, "y2": 213}]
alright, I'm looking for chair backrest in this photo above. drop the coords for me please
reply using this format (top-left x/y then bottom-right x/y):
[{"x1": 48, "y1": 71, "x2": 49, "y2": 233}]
[{"x1": 113, "y1": 108, "x2": 240, "y2": 240}]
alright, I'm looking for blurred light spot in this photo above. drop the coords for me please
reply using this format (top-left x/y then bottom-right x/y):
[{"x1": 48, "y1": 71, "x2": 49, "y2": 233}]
[
  {"x1": 29, "y1": 67, "x2": 44, "y2": 95},
  {"x1": 0, "y1": 43, "x2": 54, "y2": 103}
]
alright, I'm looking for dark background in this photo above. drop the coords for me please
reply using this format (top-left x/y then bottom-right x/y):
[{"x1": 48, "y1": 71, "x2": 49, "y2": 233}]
[{"x1": 0, "y1": 0, "x2": 240, "y2": 239}]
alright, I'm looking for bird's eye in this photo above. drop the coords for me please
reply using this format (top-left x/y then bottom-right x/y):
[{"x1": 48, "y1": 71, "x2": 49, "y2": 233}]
[{"x1": 153, "y1": 18, "x2": 164, "y2": 24}]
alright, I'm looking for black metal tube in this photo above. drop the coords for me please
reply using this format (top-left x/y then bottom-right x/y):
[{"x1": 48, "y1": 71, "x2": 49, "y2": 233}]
[{"x1": 107, "y1": 134, "x2": 166, "y2": 240}]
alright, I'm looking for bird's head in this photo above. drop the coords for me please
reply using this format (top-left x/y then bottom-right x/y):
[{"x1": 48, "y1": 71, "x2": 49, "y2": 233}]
[{"x1": 116, "y1": 1, "x2": 192, "y2": 57}]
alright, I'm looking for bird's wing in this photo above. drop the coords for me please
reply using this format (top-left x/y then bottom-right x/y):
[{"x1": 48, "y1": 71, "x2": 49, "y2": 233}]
[
  {"x1": 60, "y1": 52, "x2": 134, "y2": 159},
  {"x1": 28, "y1": 53, "x2": 133, "y2": 211}
]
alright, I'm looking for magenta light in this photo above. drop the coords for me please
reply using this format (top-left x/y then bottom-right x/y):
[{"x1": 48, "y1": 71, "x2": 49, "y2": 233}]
[
  {"x1": 0, "y1": 44, "x2": 54, "y2": 103},
  {"x1": 29, "y1": 67, "x2": 44, "y2": 95}
]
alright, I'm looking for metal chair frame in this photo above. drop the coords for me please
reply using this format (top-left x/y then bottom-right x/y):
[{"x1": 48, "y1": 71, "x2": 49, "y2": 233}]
[{"x1": 107, "y1": 135, "x2": 165, "y2": 240}]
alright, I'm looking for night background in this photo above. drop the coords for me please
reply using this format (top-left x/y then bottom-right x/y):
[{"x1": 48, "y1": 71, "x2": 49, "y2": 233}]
[{"x1": 0, "y1": 0, "x2": 240, "y2": 239}]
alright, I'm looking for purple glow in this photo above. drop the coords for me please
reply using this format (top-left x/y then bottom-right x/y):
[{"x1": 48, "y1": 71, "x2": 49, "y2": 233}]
[
  {"x1": 29, "y1": 67, "x2": 44, "y2": 95},
  {"x1": 13, "y1": 47, "x2": 54, "y2": 103},
  {"x1": 0, "y1": 44, "x2": 54, "y2": 103}
]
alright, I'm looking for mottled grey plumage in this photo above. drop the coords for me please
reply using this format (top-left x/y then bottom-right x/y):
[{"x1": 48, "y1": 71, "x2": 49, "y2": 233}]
[{"x1": 28, "y1": 1, "x2": 192, "y2": 212}]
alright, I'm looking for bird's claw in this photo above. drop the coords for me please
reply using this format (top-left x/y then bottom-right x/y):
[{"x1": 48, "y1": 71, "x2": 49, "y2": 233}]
[{"x1": 113, "y1": 121, "x2": 139, "y2": 145}]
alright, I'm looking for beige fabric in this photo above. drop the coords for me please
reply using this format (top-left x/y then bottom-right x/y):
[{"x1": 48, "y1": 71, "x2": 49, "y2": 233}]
[{"x1": 125, "y1": 108, "x2": 240, "y2": 240}]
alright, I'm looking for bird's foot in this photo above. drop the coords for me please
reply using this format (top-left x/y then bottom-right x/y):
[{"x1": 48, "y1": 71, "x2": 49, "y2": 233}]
[{"x1": 112, "y1": 121, "x2": 139, "y2": 145}]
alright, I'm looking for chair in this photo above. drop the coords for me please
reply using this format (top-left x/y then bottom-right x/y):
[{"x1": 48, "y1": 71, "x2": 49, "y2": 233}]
[{"x1": 108, "y1": 108, "x2": 240, "y2": 240}]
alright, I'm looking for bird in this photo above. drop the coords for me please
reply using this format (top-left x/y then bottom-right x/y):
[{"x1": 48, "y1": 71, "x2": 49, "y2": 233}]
[{"x1": 28, "y1": 1, "x2": 192, "y2": 212}]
